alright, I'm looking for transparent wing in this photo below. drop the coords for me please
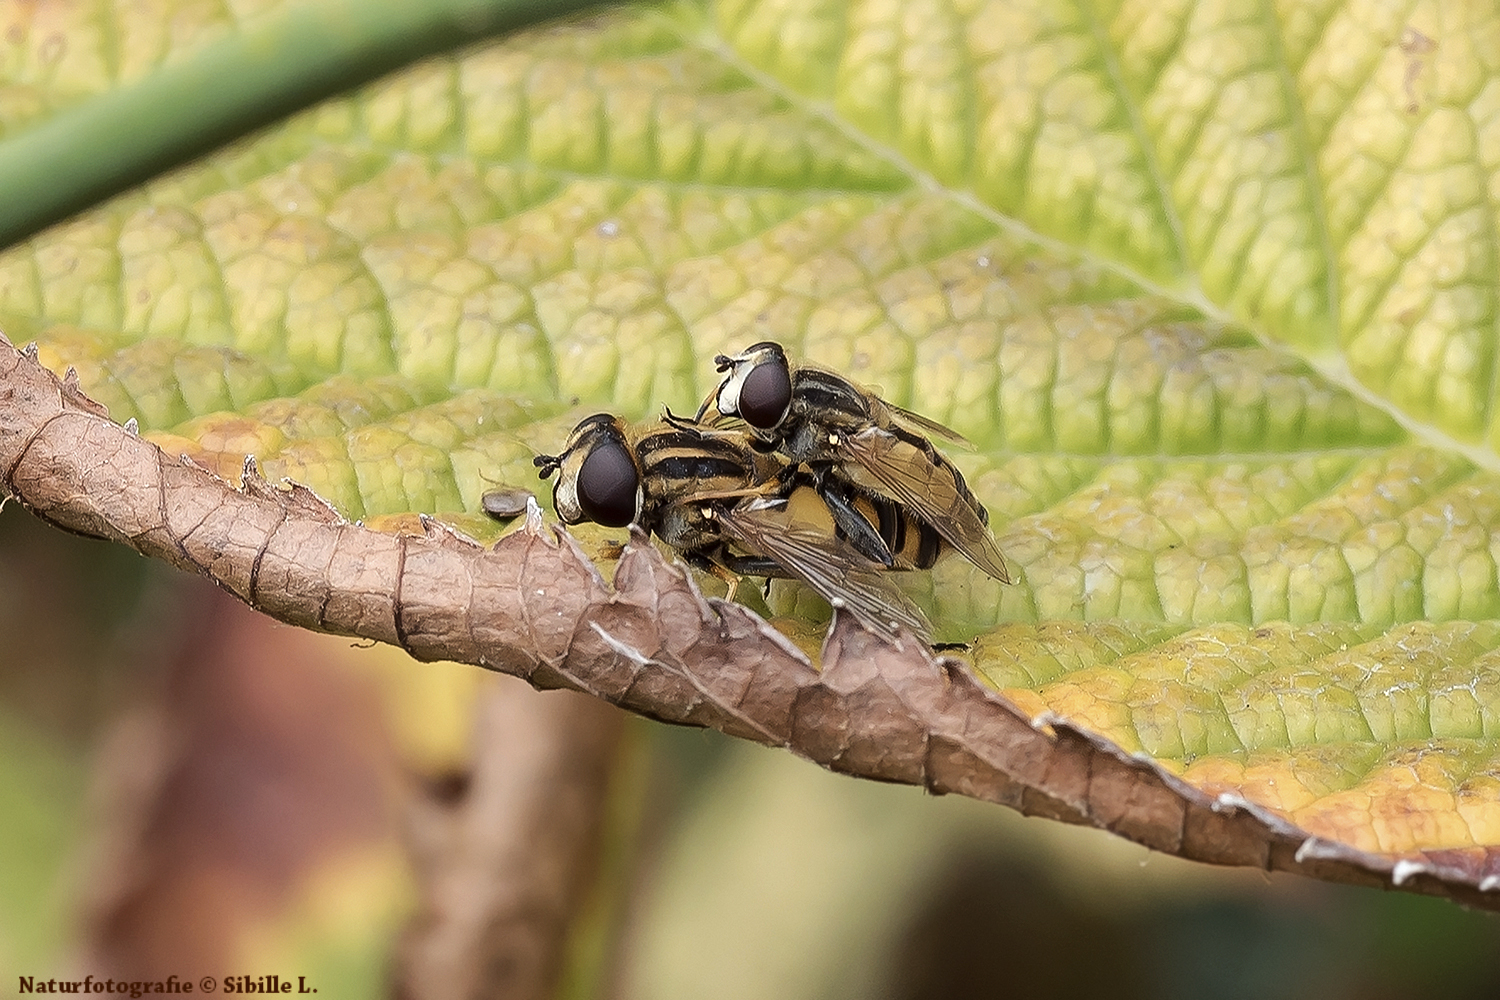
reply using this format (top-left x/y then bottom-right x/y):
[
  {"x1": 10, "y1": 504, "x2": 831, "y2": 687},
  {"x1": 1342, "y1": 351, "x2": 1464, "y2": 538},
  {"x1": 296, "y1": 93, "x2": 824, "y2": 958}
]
[
  {"x1": 886, "y1": 402, "x2": 970, "y2": 445},
  {"x1": 715, "y1": 502, "x2": 933, "y2": 643},
  {"x1": 841, "y1": 428, "x2": 1011, "y2": 584}
]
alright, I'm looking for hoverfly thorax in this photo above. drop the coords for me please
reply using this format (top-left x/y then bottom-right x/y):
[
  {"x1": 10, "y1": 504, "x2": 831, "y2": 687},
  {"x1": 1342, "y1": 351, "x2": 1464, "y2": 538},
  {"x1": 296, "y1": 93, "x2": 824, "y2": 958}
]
[
  {"x1": 533, "y1": 413, "x2": 643, "y2": 528},
  {"x1": 704, "y1": 341, "x2": 793, "y2": 431}
]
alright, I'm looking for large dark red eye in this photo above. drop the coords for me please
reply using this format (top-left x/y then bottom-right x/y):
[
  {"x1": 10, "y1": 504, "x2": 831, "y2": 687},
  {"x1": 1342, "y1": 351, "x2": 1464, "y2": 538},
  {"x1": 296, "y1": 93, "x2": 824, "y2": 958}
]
[
  {"x1": 739, "y1": 359, "x2": 792, "y2": 428},
  {"x1": 577, "y1": 441, "x2": 639, "y2": 527}
]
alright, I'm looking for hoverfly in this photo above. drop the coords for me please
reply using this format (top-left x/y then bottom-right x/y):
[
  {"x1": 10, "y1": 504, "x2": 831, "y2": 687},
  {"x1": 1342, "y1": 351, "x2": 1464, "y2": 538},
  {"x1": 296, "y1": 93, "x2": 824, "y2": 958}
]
[
  {"x1": 532, "y1": 412, "x2": 933, "y2": 641},
  {"x1": 696, "y1": 341, "x2": 1011, "y2": 583}
]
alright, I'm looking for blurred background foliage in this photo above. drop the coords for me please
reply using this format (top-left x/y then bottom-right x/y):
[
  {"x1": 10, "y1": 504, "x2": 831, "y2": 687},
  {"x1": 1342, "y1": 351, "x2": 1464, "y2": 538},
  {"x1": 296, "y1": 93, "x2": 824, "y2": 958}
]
[{"x1": 4, "y1": 501, "x2": 1500, "y2": 997}]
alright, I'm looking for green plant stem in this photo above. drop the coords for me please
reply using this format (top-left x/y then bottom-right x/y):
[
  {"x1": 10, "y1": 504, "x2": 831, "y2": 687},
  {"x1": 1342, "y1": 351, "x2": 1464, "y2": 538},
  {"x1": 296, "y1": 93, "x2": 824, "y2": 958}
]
[{"x1": 0, "y1": 0, "x2": 619, "y2": 250}]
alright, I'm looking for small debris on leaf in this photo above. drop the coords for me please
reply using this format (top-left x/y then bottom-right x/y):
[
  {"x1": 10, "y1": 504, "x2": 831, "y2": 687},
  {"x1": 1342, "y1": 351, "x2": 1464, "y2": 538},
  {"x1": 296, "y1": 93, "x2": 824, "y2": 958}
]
[{"x1": 482, "y1": 488, "x2": 535, "y2": 520}]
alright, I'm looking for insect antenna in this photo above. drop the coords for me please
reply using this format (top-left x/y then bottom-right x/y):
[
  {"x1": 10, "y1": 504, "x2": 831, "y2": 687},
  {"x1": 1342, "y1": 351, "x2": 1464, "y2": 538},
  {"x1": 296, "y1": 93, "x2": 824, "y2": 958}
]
[{"x1": 533, "y1": 453, "x2": 562, "y2": 479}]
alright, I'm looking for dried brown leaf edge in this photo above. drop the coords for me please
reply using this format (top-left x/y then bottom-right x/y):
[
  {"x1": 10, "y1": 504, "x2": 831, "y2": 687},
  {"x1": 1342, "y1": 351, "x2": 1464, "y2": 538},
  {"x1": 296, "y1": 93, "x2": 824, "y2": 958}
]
[{"x1": 2, "y1": 334, "x2": 1494, "y2": 909}]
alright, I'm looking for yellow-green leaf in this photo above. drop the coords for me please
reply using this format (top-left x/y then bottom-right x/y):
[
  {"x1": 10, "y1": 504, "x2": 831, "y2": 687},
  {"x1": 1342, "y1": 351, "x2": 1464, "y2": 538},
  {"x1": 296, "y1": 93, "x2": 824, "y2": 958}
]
[{"x1": 4, "y1": 0, "x2": 1500, "y2": 895}]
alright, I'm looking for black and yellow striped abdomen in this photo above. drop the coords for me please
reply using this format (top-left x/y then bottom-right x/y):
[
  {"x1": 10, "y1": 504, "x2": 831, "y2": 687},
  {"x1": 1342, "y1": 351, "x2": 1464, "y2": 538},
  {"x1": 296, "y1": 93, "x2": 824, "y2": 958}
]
[
  {"x1": 818, "y1": 475, "x2": 945, "y2": 571},
  {"x1": 633, "y1": 427, "x2": 784, "y2": 507}
]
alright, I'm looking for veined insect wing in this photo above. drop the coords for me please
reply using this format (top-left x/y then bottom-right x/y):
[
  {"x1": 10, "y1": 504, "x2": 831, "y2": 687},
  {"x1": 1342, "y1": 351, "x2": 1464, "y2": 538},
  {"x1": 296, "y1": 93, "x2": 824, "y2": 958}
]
[
  {"x1": 715, "y1": 496, "x2": 933, "y2": 643},
  {"x1": 843, "y1": 426, "x2": 1011, "y2": 583},
  {"x1": 887, "y1": 401, "x2": 971, "y2": 445}
]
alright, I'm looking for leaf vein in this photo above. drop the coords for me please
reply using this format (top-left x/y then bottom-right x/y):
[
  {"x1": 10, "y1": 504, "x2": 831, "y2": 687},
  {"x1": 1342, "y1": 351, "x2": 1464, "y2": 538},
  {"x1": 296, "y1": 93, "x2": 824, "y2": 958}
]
[{"x1": 1077, "y1": 0, "x2": 1190, "y2": 273}]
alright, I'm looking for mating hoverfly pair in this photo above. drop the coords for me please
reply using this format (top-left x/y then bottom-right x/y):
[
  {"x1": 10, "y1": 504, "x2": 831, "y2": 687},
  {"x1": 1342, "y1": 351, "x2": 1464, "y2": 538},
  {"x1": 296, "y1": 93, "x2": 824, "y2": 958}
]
[{"x1": 532, "y1": 342, "x2": 1010, "y2": 643}]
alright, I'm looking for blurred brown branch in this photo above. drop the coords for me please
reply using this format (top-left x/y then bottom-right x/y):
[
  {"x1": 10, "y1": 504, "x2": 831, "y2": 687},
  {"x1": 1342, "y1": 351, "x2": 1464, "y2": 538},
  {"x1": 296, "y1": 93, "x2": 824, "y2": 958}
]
[{"x1": 397, "y1": 679, "x2": 623, "y2": 1000}]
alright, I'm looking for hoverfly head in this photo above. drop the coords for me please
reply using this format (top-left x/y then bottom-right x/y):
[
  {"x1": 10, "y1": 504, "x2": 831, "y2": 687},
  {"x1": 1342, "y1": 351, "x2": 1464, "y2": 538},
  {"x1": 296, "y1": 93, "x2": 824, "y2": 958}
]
[
  {"x1": 546, "y1": 414, "x2": 642, "y2": 528},
  {"x1": 715, "y1": 341, "x2": 792, "y2": 431}
]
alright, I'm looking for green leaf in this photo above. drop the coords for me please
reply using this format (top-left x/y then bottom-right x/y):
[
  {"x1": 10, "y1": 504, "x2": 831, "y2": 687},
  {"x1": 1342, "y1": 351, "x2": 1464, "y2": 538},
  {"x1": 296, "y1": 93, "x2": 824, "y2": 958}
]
[{"x1": 4, "y1": 0, "x2": 1500, "y2": 884}]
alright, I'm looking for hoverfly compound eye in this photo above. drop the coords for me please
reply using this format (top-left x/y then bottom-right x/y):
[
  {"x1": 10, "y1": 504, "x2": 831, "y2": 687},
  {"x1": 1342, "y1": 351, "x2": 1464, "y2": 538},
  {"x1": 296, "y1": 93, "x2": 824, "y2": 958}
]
[
  {"x1": 738, "y1": 356, "x2": 792, "y2": 429},
  {"x1": 576, "y1": 441, "x2": 640, "y2": 527}
]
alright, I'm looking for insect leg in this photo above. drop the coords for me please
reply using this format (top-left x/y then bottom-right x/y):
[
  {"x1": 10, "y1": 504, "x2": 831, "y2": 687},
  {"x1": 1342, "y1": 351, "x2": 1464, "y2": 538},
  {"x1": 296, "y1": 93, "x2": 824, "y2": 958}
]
[
  {"x1": 716, "y1": 553, "x2": 794, "y2": 578},
  {"x1": 816, "y1": 476, "x2": 896, "y2": 567}
]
